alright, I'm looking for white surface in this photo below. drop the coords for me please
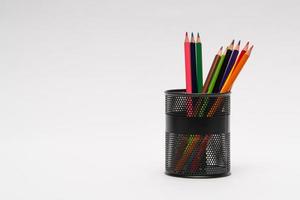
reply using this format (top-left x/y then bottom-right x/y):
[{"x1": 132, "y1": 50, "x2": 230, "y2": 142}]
[{"x1": 0, "y1": 0, "x2": 300, "y2": 199}]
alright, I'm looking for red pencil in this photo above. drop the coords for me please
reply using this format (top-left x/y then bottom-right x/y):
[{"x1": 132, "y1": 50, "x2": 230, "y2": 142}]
[
  {"x1": 184, "y1": 32, "x2": 192, "y2": 93},
  {"x1": 228, "y1": 42, "x2": 249, "y2": 90},
  {"x1": 235, "y1": 42, "x2": 249, "y2": 69}
]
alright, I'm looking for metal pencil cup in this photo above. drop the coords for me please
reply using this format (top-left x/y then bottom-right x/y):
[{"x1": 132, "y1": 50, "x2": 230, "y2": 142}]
[{"x1": 165, "y1": 89, "x2": 230, "y2": 178}]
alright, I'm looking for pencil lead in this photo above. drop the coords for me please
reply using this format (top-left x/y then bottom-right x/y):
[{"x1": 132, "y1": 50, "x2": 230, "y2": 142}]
[
  {"x1": 238, "y1": 40, "x2": 241, "y2": 46},
  {"x1": 231, "y1": 40, "x2": 235, "y2": 45},
  {"x1": 196, "y1": 33, "x2": 201, "y2": 43},
  {"x1": 185, "y1": 32, "x2": 189, "y2": 42}
]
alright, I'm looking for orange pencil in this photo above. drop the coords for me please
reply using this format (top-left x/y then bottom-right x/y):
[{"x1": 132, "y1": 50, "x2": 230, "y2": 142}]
[
  {"x1": 195, "y1": 45, "x2": 254, "y2": 167},
  {"x1": 206, "y1": 45, "x2": 253, "y2": 118},
  {"x1": 175, "y1": 135, "x2": 201, "y2": 172},
  {"x1": 235, "y1": 42, "x2": 249, "y2": 66},
  {"x1": 229, "y1": 42, "x2": 249, "y2": 79},
  {"x1": 221, "y1": 45, "x2": 254, "y2": 93}
]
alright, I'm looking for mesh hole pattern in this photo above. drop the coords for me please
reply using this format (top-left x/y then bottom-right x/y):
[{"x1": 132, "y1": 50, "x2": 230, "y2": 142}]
[{"x1": 165, "y1": 90, "x2": 230, "y2": 177}]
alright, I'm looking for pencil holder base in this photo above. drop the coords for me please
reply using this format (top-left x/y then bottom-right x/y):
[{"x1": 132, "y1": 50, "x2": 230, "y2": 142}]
[{"x1": 165, "y1": 172, "x2": 230, "y2": 179}]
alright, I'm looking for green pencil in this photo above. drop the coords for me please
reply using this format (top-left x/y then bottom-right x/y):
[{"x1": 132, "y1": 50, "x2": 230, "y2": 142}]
[
  {"x1": 181, "y1": 47, "x2": 224, "y2": 171},
  {"x1": 198, "y1": 48, "x2": 225, "y2": 116},
  {"x1": 208, "y1": 51, "x2": 226, "y2": 93},
  {"x1": 195, "y1": 33, "x2": 203, "y2": 92},
  {"x1": 183, "y1": 48, "x2": 226, "y2": 170}
]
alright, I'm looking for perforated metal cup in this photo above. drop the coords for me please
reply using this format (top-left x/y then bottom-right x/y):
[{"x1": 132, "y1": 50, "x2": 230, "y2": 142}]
[{"x1": 165, "y1": 89, "x2": 230, "y2": 178}]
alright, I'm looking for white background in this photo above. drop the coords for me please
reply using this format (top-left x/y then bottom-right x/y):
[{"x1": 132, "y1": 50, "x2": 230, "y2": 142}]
[{"x1": 0, "y1": 0, "x2": 299, "y2": 199}]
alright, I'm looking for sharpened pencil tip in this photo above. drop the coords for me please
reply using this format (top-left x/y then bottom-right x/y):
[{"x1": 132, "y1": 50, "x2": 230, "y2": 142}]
[
  {"x1": 185, "y1": 32, "x2": 189, "y2": 42},
  {"x1": 246, "y1": 41, "x2": 250, "y2": 47},
  {"x1": 229, "y1": 40, "x2": 234, "y2": 49},
  {"x1": 196, "y1": 33, "x2": 201, "y2": 43},
  {"x1": 218, "y1": 46, "x2": 223, "y2": 55},
  {"x1": 247, "y1": 45, "x2": 254, "y2": 55},
  {"x1": 243, "y1": 41, "x2": 250, "y2": 51},
  {"x1": 235, "y1": 40, "x2": 241, "y2": 50},
  {"x1": 191, "y1": 32, "x2": 195, "y2": 42}
]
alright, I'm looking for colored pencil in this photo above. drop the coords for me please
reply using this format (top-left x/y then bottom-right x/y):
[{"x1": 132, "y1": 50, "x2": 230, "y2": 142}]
[
  {"x1": 196, "y1": 49, "x2": 225, "y2": 117},
  {"x1": 177, "y1": 35, "x2": 254, "y2": 173},
  {"x1": 191, "y1": 45, "x2": 253, "y2": 170},
  {"x1": 221, "y1": 45, "x2": 253, "y2": 93},
  {"x1": 189, "y1": 133, "x2": 210, "y2": 172},
  {"x1": 229, "y1": 42, "x2": 249, "y2": 80},
  {"x1": 207, "y1": 52, "x2": 226, "y2": 93},
  {"x1": 176, "y1": 33, "x2": 196, "y2": 172},
  {"x1": 219, "y1": 40, "x2": 240, "y2": 90},
  {"x1": 184, "y1": 32, "x2": 192, "y2": 93},
  {"x1": 202, "y1": 47, "x2": 223, "y2": 93},
  {"x1": 213, "y1": 40, "x2": 234, "y2": 93},
  {"x1": 178, "y1": 48, "x2": 225, "y2": 172},
  {"x1": 235, "y1": 42, "x2": 249, "y2": 66},
  {"x1": 188, "y1": 47, "x2": 223, "y2": 172},
  {"x1": 175, "y1": 135, "x2": 201, "y2": 172},
  {"x1": 188, "y1": 45, "x2": 253, "y2": 172},
  {"x1": 190, "y1": 33, "x2": 198, "y2": 93},
  {"x1": 196, "y1": 33, "x2": 203, "y2": 92}
]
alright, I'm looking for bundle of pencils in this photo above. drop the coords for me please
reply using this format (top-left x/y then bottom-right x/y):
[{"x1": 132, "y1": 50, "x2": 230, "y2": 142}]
[{"x1": 176, "y1": 32, "x2": 253, "y2": 173}]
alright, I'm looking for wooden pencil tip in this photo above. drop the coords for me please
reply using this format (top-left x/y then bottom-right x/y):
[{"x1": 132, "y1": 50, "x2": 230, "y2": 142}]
[
  {"x1": 235, "y1": 40, "x2": 241, "y2": 50},
  {"x1": 250, "y1": 45, "x2": 254, "y2": 51},
  {"x1": 191, "y1": 32, "x2": 195, "y2": 42},
  {"x1": 218, "y1": 46, "x2": 223, "y2": 55},
  {"x1": 185, "y1": 32, "x2": 189, "y2": 42},
  {"x1": 247, "y1": 45, "x2": 254, "y2": 55},
  {"x1": 243, "y1": 41, "x2": 250, "y2": 50},
  {"x1": 196, "y1": 33, "x2": 201, "y2": 43},
  {"x1": 228, "y1": 40, "x2": 234, "y2": 49}
]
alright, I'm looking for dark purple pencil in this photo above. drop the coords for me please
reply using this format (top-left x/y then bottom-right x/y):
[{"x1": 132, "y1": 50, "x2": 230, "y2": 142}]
[{"x1": 219, "y1": 41, "x2": 240, "y2": 90}]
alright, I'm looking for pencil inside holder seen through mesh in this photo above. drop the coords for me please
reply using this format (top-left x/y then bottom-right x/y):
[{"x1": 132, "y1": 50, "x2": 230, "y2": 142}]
[{"x1": 165, "y1": 89, "x2": 230, "y2": 177}]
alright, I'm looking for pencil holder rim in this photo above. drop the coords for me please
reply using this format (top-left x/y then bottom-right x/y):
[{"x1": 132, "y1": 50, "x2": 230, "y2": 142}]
[{"x1": 165, "y1": 89, "x2": 230, "y2": 97}]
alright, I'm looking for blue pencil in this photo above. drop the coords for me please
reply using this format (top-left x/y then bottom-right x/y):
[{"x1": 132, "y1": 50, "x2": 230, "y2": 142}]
[{"x1": 219, "y1": 40, "x2": 240, "y2": 90}]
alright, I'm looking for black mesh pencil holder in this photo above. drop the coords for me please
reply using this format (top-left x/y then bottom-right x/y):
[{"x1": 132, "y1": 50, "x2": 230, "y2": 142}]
[{"x1": 165, "y1": 89, "x2": 230, "y2": 178}]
